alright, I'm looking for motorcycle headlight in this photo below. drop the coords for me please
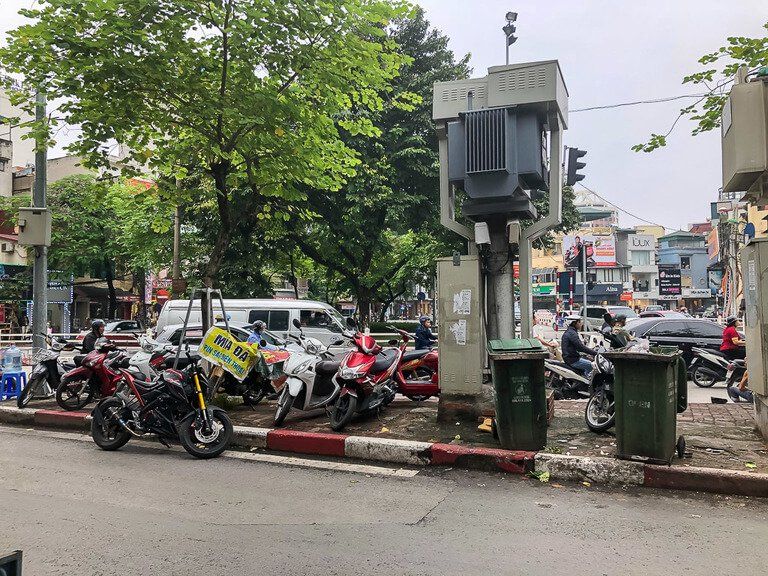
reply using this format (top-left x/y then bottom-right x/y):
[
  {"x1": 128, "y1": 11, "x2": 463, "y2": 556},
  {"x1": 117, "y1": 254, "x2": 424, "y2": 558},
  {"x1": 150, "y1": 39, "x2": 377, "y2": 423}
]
[
  {"x1": 597, "y1": 355, "x2": 613, "y2": 374},
  {"x1": 292, "y1": 359, "x2": 314, "y2": 374},
  {"x1": 339, "y1": 367, "x2": 362, "y2": 380},
  {"x1": 305, "y1": 343, "x2": 318, "y2": 355}
]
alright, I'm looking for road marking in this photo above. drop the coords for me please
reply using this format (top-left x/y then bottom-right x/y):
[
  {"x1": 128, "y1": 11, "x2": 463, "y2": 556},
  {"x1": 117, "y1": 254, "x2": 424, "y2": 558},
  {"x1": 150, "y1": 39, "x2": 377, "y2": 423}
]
[{"x1": 0, "y1": 425, "x2": 420, "y2": 479}]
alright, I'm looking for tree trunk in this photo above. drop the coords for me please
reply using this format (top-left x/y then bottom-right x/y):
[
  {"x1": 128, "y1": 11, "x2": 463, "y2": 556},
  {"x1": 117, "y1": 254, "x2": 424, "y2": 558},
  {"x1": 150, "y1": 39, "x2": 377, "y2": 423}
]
[
  {"x1": 204, "y1": 162, "x2": 233, "y2": 288},
  {"x1": 356, "y1": 289, "x2": 372, "y2": 327},
  {"x1": 104, "y1": 257, "x2": 117, "y2": 319},
  {"x1": 289, "y1": 252, "x2": 299, "y2": 299}
]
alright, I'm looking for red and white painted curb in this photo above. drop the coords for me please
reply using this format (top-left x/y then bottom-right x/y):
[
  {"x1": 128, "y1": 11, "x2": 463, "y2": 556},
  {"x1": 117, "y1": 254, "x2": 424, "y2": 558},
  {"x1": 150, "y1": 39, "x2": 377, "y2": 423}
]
[{"x1": 2, "y1": 404, "x2": 767, "y2": 496}]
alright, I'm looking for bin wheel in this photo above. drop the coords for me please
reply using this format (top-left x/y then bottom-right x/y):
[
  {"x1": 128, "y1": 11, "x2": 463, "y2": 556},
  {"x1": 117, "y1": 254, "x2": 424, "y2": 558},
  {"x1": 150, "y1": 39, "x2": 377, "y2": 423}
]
[
  {"x1": 676, "y1": 436, "x2": 686, "y2": 459},
  {"x1": 491, "y1": 418, "x2": 498, "y2": 440}
]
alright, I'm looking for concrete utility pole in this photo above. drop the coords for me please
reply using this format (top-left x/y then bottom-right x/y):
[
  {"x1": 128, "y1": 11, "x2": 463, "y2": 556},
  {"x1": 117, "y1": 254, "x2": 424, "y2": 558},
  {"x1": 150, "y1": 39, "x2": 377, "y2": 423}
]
[
  {"x1": 32, "y1": 90, "x2": 48, "y2": 350},
  {"x1": 582, "y1": 244, "x2": 588, "y2": 327},
  {"x1": 486, "y1": 220, "x2": 514, "y2": 340},
  {"x1": 172, "y1": 205, "x2": 181, "y2": 281}
]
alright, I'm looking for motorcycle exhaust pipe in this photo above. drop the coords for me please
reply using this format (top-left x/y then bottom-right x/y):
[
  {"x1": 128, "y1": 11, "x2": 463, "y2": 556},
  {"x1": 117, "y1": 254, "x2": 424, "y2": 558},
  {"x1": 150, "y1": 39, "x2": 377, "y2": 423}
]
[{"x1": 106, "y1": 408, "x2": 143, "y2": 437}]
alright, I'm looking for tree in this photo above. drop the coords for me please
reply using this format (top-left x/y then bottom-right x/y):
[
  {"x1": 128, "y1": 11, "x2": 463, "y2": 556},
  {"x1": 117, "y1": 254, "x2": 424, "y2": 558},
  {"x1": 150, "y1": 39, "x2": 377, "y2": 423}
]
[
  {"x1": 1, "y1": 0, "x2": 410, "y2": 287},
  {"x1": 633, "y1": 22, "x2": 768, "y2": 152},
  {"x1": 45, "y1": 175, "x2": 171, "y2": 317},
  {"x1": 285, "y1": 7, "x2": 471, "y2": 322}
]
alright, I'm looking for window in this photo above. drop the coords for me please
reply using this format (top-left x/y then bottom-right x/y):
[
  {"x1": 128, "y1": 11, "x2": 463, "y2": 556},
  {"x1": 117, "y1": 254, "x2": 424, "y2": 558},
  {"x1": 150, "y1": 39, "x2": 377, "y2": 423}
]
[
  {"x1": 268, "y1": 310, "x2": 289, "y2": 331},
  {"x1": 631, "y1": 251, "x2": 651, "y2": 266},
  {"x1": 300, "y1": 309, "x2": 342, "y2": 332},
  {"x1": 0, "y1": 159, "x2": 7, "y2": 172},
  {"x1": 680, "y1": 256, "x2": 691, "y2": 270},
  {"x1": 689, "y1": 321, "x2": 723, "y2": 338},
  {"x1": 587, "y1": 308, "x2": 605, "y2": 319},
  {"x1": 248, "y1": 310, "x2": 269, "y2": 324}
]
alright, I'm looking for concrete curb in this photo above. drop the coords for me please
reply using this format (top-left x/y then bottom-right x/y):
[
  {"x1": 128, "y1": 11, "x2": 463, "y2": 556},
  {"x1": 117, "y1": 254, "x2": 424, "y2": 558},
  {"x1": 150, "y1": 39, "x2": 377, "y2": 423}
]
[{"x1": 2, "y1": 404, "x2": 767, "y2": 496}]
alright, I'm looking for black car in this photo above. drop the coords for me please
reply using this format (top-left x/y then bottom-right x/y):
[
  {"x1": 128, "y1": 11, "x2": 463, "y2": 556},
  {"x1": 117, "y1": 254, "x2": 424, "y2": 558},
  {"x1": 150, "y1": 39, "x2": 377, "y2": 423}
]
[{"x1": 626, "y1": 318, "x2": 725, "y2": 366}]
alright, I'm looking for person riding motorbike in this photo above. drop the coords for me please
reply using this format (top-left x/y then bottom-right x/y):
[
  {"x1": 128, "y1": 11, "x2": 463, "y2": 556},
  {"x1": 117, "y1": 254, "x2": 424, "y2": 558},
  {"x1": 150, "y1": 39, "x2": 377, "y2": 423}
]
[
  {"x1": 415, "y1": 315, "x2": 437, "y2": 350},
  {"x1": 612, "y1": 315, "x2": 634, "y2": 347},
  {"x1": 721, "y1": 316, "x2": 746, "y2": 360},
  {"x1": 532, "y1": 315, "x2": 562, "y2": 361},
  {"x1": 561, "y1": 315, "x2": 597, "y2": 378},
  {"x1": 81, "y1": 319, "x2": 106, "y2": 353},
  {"x1": 247, "y1": 320, "x2": 278, "y2": 350}
]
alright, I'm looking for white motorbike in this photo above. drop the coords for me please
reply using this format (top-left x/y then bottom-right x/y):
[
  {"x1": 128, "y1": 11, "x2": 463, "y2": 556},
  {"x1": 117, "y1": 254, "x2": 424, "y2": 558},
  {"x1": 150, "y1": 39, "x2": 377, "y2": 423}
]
[
  {"x1": 274, "y1": 319, "x2": 341, "y2": 426},
  {"x1": 126, "y1": 335, "x2": 177, "y2": 381},
  {"x1": 689, "y1": 347, "x2": 730, "y2": 387}
]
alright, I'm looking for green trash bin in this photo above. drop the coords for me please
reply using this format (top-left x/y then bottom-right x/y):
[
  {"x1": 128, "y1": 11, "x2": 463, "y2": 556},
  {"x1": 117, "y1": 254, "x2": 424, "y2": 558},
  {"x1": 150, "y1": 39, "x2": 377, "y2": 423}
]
[
  {"x1": 604, "y1": 346, "x2": 688, "y2": 464},
  {"x1": 487, "y1": 338, "x2": 548, "y2": 451}
]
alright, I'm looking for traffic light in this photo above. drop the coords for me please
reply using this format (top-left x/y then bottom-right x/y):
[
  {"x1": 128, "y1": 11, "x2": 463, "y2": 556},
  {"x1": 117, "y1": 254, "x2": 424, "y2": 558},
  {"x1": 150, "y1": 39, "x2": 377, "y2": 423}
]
[{"x1": 566, "y1": 147, "x2": 587, "y2": 186}]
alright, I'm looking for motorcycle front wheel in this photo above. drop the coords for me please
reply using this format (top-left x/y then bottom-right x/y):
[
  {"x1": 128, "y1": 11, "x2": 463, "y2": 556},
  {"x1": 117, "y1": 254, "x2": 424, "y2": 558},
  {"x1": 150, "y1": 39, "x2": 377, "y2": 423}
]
[
  {"x1": 17, "y1": 374, "x2": 45, "y2": 408},
  {"x1": 91, "y1": 398, "x2": 132, "y2": 451},
  {"x1": 273, "y1": 387, "x2": 295, "y2": 427},
  {"x1": 585, "y1": 390, "x2": 615, "y2": 433},
  {"x1": 178, "y1": 408, "x2": 233, "y2": 459},
  {"x1": 692, "y1": 366, "x2": 718, "y2": 388},
  {"x1": 329, "y1": 394, "x2": 358, "y2": 432},
  {"x1": 56, "y1": 376, "x2": 94, "y2": 411}
]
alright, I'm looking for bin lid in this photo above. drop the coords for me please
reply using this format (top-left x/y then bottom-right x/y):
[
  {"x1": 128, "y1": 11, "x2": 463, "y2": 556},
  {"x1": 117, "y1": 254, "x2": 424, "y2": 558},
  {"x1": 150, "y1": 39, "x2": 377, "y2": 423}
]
[
  {"x1": 487, "y1": 338, "x2": 544, "y2": 354},
  {"x1": 603, "y1": 347, "x2": 682, "y2": 363}
]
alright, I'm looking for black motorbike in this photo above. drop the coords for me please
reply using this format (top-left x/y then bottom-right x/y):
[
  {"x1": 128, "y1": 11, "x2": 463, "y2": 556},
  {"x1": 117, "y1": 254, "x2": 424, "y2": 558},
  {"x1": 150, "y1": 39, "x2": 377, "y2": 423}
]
[
  {"x1": 584, "y1": 349, "x2": 615, "y2": 433},
  {"x1": 90, "y1": 347, "x2": 233, "y2": 459}
]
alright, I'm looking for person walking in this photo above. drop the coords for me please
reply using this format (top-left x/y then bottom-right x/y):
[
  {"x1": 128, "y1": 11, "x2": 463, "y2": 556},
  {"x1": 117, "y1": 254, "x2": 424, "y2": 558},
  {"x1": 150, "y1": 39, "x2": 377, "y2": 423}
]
[
  {"x1": 414, "y1": 316, "x2": 437, "y2": 350},
  {"x1": 720, "y1": 316, "x2": 746, "y2": 360},
  {"x1": 561, "y1": 316, "x2": 597, "y2": 378},
  {"x1": 19, "y1": 311, "x2": 29, "y2": 334}
]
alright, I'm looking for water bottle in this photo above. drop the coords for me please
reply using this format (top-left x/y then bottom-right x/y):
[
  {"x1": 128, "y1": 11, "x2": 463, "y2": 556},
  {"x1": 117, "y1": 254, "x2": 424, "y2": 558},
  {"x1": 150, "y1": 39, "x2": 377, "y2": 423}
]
[{"x1": 4, "y1": 345, "x2": 22, "y2": 373}]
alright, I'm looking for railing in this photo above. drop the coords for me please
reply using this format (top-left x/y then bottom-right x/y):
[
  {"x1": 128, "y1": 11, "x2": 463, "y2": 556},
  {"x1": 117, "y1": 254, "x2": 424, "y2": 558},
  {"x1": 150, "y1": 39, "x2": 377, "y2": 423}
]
[{"x1": 0, "y1": 332, "x2": 142, "y2": 365}]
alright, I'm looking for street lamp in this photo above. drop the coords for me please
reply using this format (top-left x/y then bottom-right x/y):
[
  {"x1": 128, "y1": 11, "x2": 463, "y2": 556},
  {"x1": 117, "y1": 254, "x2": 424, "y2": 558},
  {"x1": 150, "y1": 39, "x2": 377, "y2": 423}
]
[{"x1": 503, "y1": 11, "x2": 518, "y2": 65}]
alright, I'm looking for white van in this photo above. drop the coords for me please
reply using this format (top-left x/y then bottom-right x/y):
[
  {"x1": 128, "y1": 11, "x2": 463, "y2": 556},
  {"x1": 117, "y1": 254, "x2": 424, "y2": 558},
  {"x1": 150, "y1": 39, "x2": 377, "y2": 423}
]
[{"x1": 156, "y1": 299, "x2": 347, "y2": 346}]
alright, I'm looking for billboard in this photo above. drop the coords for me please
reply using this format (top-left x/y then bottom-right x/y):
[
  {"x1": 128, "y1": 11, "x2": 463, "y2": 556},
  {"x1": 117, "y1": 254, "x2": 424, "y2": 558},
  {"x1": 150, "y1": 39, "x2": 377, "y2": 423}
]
[
  {"x1": 707, "y1": 228, "x2": 719, "y2": 261},
  {"x1": 563, "y1": 234, "x2": 616, "y2": 268},
  {"x1": 658, "y1": 266, "x2": 682, "y2": 296}
]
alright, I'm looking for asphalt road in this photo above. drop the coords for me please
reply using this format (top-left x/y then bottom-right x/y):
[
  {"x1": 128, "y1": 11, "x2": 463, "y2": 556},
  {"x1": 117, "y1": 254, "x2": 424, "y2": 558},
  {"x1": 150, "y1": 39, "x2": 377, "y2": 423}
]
[{"x1": 2, "y1": 427, "x2": 767, "y2": 575}]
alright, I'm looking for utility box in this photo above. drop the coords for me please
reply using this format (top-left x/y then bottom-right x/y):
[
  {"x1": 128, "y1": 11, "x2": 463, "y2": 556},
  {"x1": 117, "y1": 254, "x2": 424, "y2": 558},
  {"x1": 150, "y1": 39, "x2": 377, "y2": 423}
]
[
  {"x1": 742, "y1": 237, "x2": 768, "y2": 397},
  {"x1": 437, "y1": 255, "x2": 484, "y2": 418},
  {"x1": 721, "y1": 76, "x2": 768, "y2": 194},
  {"x1": 17, "y1": 207, "x2": 52, "y2": 247}
]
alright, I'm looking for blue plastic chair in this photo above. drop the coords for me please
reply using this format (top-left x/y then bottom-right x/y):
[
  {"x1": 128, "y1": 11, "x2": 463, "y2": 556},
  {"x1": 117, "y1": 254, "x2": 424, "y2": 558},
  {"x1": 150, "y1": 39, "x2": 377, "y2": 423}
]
[{"x1": 0, "y1": 371, "x2": 27, "y2": 401}]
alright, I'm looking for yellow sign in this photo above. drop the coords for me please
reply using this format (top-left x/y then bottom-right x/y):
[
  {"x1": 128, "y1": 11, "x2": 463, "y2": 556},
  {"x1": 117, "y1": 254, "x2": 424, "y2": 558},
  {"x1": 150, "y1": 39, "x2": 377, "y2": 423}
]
[{"x1": 199, "y1": 327, "x2": 260, "y2": 382}]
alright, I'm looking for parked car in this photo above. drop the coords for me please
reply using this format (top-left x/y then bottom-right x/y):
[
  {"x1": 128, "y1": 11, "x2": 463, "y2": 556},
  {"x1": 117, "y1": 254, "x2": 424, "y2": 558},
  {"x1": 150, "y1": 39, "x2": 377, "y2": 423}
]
[
  {"x1": 643, "y1": 305, "x2": 664, "y2": 312},
  {"x1": 154, "y1": 321, "x2": 284, "y2": 354},
  {"x1": 156, "y1": 298, "x2": 346, "y2": 346},
  {"x1": 77, "y1": 319, "x2": 145, "y2": 346},
  {"x1": 638, "y1": 310, "x2": 687, "y2": 319},
  {"x1": 627, "y1": 317, "x2": 730, "y2": 366},
  {"x1": 584, "y1": 305, "x2": 638, "y2": 331}
]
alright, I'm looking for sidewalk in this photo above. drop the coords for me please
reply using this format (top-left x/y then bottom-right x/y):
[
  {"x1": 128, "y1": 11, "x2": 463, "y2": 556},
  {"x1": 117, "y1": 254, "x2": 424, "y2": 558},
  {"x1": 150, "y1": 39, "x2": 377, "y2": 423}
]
[{"x1": 2, "y1": 395, "x2": 767, "y2": 496}]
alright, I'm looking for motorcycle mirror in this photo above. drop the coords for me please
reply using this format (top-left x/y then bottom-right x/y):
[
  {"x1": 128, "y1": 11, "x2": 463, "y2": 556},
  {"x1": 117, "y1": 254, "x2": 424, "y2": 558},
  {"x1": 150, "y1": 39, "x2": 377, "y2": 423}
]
[
  {"x1": 346, "y1": 317, "x2": 357, "y2": 329},
  {"x1": 292, "y1": 318, "x2": 302, "y2": 329},
  {"x1": 260, "y1": 339, "x2": 268, "y2": 347}
]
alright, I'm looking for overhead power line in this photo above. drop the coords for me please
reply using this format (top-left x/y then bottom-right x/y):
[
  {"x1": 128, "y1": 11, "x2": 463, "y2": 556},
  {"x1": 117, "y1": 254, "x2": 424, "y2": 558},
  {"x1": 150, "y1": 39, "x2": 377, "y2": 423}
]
[{"x1": 571, "y1": 93, "x2": 710, "y2": 113}]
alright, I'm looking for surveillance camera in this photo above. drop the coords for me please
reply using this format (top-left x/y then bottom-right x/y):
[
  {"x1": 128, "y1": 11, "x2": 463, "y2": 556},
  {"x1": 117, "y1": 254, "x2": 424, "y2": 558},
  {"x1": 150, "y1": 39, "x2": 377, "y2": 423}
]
[{"x1": 505, "y1": 11, "x2": 517, "y2": 22}]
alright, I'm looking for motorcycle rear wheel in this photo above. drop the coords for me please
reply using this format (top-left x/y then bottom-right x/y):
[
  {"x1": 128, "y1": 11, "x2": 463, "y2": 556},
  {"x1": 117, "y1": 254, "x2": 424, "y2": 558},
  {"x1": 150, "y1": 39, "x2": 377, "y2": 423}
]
[
  {"x1": 585, "y1": 391, "x2": 615, "y2": 433},
  {"x1": 178, "y1": 408, "x2": 233, "y2": 459},
  {"x1": 91, "y1": 398, "x2": 132, "y2": 451},
  {"x1": 692, "y1": 366, "x2": 718, "y2": 388},
  {"x1": 56, "y1": 376, "x2": 94, "y2": 411},
  {"x1": 329, "y1": 394, "x2": 357, "y2": 432},
  {"x1": 242, "y1": 387, "x2": 267, "y2": 406}
]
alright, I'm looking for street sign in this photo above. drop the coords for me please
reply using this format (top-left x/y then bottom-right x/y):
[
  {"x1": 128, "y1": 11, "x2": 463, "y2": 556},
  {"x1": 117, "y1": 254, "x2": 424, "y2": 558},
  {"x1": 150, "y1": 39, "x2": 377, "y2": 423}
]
[{"x1": 658, "y1": 266, "x2": 682, "y2": 296}]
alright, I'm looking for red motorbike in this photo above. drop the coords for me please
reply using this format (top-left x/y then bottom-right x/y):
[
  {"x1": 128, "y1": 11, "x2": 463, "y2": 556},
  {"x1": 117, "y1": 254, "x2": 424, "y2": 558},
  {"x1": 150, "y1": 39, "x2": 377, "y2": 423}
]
[
  {"x1": 328, "y1": 320, "x2": 402, "y2": 431},
  {"x1": 390, "y1": 327, "x2": 439, "y2": 401},
  {"x1": 56, "y1": 338, "x2": 129, "y2": 411}
]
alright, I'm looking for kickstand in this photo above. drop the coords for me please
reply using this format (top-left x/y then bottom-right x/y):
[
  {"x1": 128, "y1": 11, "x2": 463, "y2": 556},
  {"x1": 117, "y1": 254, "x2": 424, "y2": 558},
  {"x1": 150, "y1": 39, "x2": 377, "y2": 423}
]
[{"x1": 158, "y1": 436, "x2": 172, "y2": 448}]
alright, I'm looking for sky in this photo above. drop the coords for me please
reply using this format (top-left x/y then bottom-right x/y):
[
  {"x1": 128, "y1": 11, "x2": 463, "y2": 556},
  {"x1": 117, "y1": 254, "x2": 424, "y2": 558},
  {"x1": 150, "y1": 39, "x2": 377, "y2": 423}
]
[{"x1": 1, "y1": 0, "x2": 767, "y2": 230}]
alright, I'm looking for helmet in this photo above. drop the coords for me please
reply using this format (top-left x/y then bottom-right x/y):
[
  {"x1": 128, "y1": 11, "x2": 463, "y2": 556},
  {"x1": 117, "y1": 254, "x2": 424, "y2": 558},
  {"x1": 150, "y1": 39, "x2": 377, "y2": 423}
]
[
  {"x1": 615, "y1": 314, "x2": 627, "y2": 324},
  {"x1": 253, "y1": 320, "x2": 267, "y2": 332},
  {"x1": 91, "y1": 319, "x2": 105, "y2": 331},
  {"x1": 419, "y1": 315, "x2": 431, "y2": 324},
  {"x1": 726, "y1": 316, "x2": 738, "y2": 326},
  {"x1": 566, "y1": 315, "x2": 582, "y2": 325}
]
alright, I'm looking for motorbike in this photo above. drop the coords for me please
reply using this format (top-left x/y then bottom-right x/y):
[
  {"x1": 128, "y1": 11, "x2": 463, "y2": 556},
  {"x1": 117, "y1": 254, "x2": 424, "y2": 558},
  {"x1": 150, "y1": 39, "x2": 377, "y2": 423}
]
[
  {"x1": 274, "y1": 319, "x2": 340, "y2": 426},
  {"x1": 90, "y1": 346, "x2": 233, "y2": 459},
  {"x1": 327, "y1": 319, "x2": 402, "y2": 432},
  {"x1": 390, "y1": 327, "x2": 440, "y2": 401},
  {"x1": 724, "y1": 358, "x2": 747, "y2": 388},
  {"x1": 127, "y1": 335, "x2": 179, "y2": 381},
  {"x1": 584, "y1": 348, "x2": 616, "y2": 433},
  {"x1": 210, "y1": 343, "x2": 291, "y2": 406},
  {"x1": 56, "y1": 337, "x2": 130, "y2": 411},
  {"x1": 689, "y1": 347, "x2": 730, "y2": 387},
  {"x1": 544, "y1": 359, "x2": 591, "y2": 400},
  {"x1": 17, "y1": 333, "x2": 82, "y2": 408}
]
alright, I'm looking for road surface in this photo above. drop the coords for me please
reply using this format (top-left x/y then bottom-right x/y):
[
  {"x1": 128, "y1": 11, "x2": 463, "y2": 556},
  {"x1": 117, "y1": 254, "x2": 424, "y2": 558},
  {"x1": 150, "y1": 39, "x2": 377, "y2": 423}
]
[{"x1": 1, "y1": 426, "x2": 766, "y2": 576}]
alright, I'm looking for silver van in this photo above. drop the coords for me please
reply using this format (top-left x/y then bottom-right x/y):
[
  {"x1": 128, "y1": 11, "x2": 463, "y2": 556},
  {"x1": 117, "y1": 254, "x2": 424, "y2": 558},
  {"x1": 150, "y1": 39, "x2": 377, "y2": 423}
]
[{"x1": 155, "y1": 299, "x2": 346, "y2": 346}]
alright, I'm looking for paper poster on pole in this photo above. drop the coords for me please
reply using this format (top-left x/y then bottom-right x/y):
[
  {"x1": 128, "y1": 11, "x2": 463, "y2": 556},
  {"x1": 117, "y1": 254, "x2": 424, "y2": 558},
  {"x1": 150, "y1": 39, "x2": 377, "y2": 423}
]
[
  {"x1": 449, "y1": 320, "x2": 467, "y2": 346},
  {"x1": 453, "y1": 289, "x2": 471, "y2": 315}
]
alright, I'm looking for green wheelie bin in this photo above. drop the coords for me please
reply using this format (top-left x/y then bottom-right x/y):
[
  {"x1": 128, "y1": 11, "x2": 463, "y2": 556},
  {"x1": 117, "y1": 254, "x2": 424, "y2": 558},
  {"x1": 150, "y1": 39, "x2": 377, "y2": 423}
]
[
  {"x1": 487, "y1": 338, "x2": 548, "y2": 451},
  {"x1": 604, "y1": 346, "x2": 688, "y2": 464}
]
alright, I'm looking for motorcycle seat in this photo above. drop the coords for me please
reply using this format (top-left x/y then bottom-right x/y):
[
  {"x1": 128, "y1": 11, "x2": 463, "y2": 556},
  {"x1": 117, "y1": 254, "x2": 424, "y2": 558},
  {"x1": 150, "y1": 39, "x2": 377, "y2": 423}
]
[
  {"x1": 133, "y1": 378, "x2": 164, "y2": 393},
  {"x1": 73, "y1": 355, "x2": 85, "y2": 367},
  {"x1": 315, "y1": 361, "x2": 340, "y2": 376},
  {"x1": 371, "y1": 349, "x2": 399, "y2": 373},
  {"x1": 705, "y1": 349, "x2": 728, "y2": 358},
  {"x1": 127, "y1": 369, "x2": 148, "y2": 381},
  {"x1": 401, "y1": 349, "x2": 430, "y2": 362}
]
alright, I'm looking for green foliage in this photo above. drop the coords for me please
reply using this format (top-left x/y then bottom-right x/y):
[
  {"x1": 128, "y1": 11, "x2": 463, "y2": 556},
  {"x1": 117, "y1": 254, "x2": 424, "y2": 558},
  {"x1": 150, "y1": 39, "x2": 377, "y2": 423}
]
[
  {"x1": 284, "y1": 7, "x2": 471, "y2": 320},
  {"x1": 633, "y1": 22, "x2": 768, "y2": 152},
  {"x1": 531, "y1": 186, "x2": 582, "y2": 249},
  {"x1": 1, "y1": 0, "x2": 411, "y2": 283}
]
